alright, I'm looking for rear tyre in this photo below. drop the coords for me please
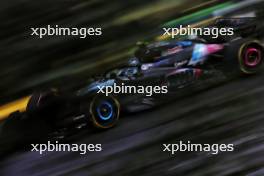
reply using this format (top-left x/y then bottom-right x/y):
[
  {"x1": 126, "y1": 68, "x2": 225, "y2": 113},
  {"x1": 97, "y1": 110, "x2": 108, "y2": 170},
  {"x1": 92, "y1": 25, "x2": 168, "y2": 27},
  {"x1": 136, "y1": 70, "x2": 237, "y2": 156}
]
[
  {"x1": 238, "y1": 41, "x2": 264, "y2": 74},
  {"x1": 89, "y1": 95, "x2": 120, "y2": 129}
]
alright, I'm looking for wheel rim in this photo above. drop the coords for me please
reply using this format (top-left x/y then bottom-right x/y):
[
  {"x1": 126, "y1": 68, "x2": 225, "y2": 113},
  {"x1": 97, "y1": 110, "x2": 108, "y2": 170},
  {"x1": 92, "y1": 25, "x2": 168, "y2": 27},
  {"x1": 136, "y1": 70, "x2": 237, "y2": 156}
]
[
  {"x1": 96, "y1": 101, "x2": 113, "y2": 121},
  {"x1": 90, "y1": 95, "x2": 120, "y2": 129},
  {"x1": 244, "y1": 47, "x2": 262, "y2": 67}
]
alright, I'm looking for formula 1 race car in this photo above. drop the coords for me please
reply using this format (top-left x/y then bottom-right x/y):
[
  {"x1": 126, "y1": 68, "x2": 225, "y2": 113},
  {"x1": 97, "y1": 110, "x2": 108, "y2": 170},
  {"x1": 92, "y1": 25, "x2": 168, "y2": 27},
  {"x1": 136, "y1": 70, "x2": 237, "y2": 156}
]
[{"x1": 4, "y1": 18, "x2": 264, "y2": 139}]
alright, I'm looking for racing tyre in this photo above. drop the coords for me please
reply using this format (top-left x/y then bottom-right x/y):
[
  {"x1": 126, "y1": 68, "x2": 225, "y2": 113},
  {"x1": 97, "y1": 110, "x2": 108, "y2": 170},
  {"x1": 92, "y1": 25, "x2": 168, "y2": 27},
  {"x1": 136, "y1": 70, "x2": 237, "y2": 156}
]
[
  {"x1": 238, "y1": 41, "x2": 264, "y2": 74},
  {"x1": 89, "y1": 95, "x2": 120, "y2": 129}
]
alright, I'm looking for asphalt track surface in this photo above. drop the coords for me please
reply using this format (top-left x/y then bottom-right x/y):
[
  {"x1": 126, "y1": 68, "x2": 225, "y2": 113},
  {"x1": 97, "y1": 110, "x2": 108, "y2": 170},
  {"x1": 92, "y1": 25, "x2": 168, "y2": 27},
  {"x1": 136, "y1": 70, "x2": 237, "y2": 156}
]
[{"x1": 0, "y1": 71, "x2": 264, "y2": 176}]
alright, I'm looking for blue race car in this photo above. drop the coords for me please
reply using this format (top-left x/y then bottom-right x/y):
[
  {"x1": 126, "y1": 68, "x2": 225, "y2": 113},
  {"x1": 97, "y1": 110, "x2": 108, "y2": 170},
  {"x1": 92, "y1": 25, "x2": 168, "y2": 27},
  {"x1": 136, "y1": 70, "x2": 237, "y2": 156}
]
[{"x1": 5, "y1": 18, "x2": 264, "y2": 139}]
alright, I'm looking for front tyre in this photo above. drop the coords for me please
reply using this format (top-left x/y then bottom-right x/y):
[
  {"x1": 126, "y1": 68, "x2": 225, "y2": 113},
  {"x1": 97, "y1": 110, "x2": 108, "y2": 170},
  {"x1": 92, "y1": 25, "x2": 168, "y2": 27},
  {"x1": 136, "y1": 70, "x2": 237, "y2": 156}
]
[
  {"x1": 89, "y1": 95, "x2": 120, "y2": 129},
  {"x1": 238, "y1": 41, "x2": 264, "y2": 74}
]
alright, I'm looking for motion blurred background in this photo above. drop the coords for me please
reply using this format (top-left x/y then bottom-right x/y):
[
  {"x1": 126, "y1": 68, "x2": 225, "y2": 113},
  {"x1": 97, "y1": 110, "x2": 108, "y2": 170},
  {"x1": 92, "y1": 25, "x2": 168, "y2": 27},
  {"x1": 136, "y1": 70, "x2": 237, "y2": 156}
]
[{"x1": 0, "y1": 0, "x2": 264, "y2": 176}]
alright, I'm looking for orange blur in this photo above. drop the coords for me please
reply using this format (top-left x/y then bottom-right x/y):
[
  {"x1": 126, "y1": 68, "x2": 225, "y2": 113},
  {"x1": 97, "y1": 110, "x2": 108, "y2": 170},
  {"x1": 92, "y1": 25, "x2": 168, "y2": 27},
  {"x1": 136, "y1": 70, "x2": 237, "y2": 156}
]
[{"x1": 0, "y1": 96, "x2": 31, "y2": 121}]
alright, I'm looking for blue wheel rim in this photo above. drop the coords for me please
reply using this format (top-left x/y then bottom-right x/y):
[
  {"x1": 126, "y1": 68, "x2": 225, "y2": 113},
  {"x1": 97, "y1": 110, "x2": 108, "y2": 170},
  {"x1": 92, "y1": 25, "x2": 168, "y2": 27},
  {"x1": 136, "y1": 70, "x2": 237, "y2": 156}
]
[{"x1": 96, "y1": 101, "x2": 113, "y2": 121}]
